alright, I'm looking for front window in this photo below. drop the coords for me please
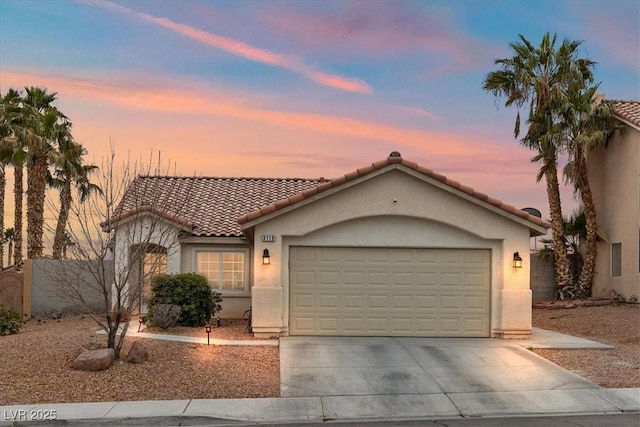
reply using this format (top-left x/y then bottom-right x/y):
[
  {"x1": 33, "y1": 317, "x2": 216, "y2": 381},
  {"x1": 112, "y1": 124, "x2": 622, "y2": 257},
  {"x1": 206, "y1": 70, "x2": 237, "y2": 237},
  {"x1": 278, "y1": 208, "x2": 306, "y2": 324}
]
[
  {"x1": 135, "y1": 244, "x2": 167, "y2": 312},
  {"x1": 611, "y1": 243, "x2": 622, "y2": 277},
  {"x1": 197, "y1": 251, "x2": 247, "y2": 292}
]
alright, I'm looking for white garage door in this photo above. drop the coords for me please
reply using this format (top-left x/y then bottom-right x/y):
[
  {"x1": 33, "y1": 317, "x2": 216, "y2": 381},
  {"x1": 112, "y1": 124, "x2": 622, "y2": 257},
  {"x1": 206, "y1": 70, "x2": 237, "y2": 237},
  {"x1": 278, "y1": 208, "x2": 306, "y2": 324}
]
[{"x1": 289, "y1": 247, "x2": 491, "y2": 337}]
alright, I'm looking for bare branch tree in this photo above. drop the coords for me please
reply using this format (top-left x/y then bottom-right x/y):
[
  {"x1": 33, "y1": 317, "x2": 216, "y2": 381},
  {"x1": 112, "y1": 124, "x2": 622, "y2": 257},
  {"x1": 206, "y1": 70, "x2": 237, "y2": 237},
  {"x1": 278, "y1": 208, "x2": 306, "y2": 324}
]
[{"x1": 49, "y1": 143, "x2": 193, "y2": 359}]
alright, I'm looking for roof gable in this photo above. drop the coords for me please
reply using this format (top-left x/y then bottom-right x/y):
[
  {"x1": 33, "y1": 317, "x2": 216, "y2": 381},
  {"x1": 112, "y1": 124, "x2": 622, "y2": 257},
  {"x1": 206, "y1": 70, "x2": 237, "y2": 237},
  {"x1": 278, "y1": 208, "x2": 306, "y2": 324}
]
[{"x1": 238, "y1": 152, "x2": 550, "y2": 234}]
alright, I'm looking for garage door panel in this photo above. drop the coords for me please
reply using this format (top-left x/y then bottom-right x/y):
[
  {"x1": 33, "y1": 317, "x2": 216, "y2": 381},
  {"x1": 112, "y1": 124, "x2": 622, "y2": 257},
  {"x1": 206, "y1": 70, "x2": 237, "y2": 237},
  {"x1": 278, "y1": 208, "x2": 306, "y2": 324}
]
[
  {"x1": 290, "y1": 247, "x2": 490, "y2": 337},
  {"x1": 392, "y1": 295, "x2": 413, "y2": 309},
  {"x1": 293, "y1": 293, "x2": 316, "y2": 308}
]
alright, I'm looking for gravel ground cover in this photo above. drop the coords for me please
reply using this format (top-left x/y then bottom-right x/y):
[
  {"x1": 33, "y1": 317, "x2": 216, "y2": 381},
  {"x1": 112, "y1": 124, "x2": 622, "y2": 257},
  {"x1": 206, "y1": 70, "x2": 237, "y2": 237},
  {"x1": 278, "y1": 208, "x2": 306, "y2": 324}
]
[
  {"x1": 1, "y1": 303, "x2": 638, "y2": 405},
  {"x1": 0, "y1": 316, "x2": 279, "y2": 405},
  {"x1": 532, "y1": 302, "x2": 640, "y2": 388}
]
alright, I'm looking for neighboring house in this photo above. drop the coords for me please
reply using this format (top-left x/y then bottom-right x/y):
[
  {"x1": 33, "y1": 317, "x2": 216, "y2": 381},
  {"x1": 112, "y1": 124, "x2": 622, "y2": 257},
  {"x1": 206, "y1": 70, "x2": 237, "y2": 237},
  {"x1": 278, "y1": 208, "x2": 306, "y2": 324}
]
[
  {"x1": 110, "y1": 151, "x2": 548, "y2": 338},
  {"x1": 587, "y1": 100, "x2": 640, "y2": 301}
]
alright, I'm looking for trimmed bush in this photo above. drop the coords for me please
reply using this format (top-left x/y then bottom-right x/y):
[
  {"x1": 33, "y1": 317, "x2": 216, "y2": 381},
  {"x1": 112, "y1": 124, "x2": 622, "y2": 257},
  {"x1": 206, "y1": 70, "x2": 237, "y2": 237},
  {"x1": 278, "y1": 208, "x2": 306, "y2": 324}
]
[
  {"x1": 148, "y1": 273, "x2": 222, "y2": 327},
  {"x1": 149, "y1": 304, "x2": 181, "y2": 330},
  {"x1": 0, "y1": 304, "x2": 22, "y2": 335}
]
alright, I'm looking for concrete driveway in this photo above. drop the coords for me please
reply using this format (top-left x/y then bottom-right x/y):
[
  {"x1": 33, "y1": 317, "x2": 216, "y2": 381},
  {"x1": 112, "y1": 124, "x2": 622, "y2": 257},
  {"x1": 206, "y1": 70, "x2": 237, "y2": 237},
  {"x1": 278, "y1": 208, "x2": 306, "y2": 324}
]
[{"x1": 280, "y1": 336, "x2": 600, "y2": 398}]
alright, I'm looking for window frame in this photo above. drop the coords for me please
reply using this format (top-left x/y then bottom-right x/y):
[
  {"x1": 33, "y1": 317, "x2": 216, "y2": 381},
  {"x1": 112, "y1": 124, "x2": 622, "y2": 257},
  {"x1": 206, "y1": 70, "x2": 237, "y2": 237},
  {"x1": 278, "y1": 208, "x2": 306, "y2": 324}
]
[
  {"x1": 194, "y1": 248, "x2": 251, "y2": 296},
  {"x1": 611, "y1": 242, "x2": 622, "y2": 277}
]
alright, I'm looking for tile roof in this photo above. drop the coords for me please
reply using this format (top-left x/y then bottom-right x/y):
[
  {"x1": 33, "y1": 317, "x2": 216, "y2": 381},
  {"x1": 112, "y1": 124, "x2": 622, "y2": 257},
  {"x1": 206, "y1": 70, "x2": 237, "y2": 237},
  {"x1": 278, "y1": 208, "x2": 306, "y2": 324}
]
[
  {"x1": 611, "y1": 100, "x2": 640, "y2": 128},
  {"x1": 238, "y1": 152, "x2": 551, "y2": 231},
  {"x1": 111, "y1": 176, "x2": 321, "y2": 237},
  {"x1": 112, "y1": 152, "x2": 550, "y2": 238}
]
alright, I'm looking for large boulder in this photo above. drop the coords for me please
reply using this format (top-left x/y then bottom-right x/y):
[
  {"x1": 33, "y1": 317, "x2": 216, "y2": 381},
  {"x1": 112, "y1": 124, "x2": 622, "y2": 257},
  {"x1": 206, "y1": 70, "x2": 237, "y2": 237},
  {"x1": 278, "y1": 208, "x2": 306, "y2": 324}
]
[
  {"x1": 72, "y1": 348, "x2": 115, "y2": 371},
  {"x1": 124, "y1": 341, "x2": 149, "y2": 364},
  {"x1": 72, "y1": 342, "x2": 104, "y2": 358}
]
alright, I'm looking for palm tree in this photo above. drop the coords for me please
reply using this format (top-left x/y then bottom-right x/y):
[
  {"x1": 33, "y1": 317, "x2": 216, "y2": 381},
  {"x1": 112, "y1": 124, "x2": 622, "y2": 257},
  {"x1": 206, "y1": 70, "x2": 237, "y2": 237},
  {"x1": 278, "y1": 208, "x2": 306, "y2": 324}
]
[
  {"x1": 49, "y1": 139, "x2": 101, "y2": 259},
  {"x1": 0, "y1": 89, "x2": 25, "y2": 270},
  {"x1": 22, "y1": 86, "x2": 69, "y2": 259},
  {"x1": 482, "y1": 33, "x2": 596, "y2": 295},
  {"x1": 3, "y1": 228, "x2": 14, "y2": 267},
  {"x1": 560, "y1": 88, "x2": 618, "y2": 297}
]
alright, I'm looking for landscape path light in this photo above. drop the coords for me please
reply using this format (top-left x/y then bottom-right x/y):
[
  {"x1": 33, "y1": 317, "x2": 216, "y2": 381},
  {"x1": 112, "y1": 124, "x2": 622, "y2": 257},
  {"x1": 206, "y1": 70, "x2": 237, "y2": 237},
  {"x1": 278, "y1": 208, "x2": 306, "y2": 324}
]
[{"x1": 205, "y1": 324, "x2": 212, "y2": 345}]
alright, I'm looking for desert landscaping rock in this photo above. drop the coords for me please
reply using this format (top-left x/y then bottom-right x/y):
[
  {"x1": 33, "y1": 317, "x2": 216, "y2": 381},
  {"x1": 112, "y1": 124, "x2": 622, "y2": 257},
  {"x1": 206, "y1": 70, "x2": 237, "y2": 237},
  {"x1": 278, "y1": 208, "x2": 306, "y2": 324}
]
[
  {"x1": 72, "y1": 348, "x2": 115, "y2": 371},
  {"x1": 0, "y1": 316, "x2": 279, "y2": 404},
  {"x1": 533, "y1": 302, "x2": 640, "y2": 388},
  {"x1": 124, "y1": 341, "x2": 149, "y2": 363},
  {"x1": 1, "y1": 305, "x2": 637, "y2": 405}
]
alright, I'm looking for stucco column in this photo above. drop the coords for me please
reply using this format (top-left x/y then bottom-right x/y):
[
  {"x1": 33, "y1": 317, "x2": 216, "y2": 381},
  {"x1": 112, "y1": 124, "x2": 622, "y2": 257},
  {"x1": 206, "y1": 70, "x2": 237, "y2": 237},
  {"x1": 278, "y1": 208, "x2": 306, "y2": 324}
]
[
  {"x1": 495, "y1": 246, "x2": 532, "y2": 338},
  {"x1": 251, "y1": 230, "x2": 285, "y2": 338}
]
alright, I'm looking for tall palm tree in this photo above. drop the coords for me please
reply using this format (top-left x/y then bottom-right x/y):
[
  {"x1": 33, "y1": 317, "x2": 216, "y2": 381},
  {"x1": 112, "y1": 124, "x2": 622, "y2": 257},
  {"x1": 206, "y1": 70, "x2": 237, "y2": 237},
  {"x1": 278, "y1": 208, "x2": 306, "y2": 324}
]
[
  {"x1": 482, "y1": 32, "x2": 596, "y2": 295},
  {"x1": 0, "y1": 89, "x2": 25, "y2": 270},
  {"x1": 560, "y1": 88, "x2": 618, "y2": 297},
  {"x1": 22, "y1": 86, "x2": 69, "y2": 259},
  {"x1": 3, "y1": 228, "x2": 14, "y2": 267},
  {"x1": 49, "y1": 139, "x2": 101, "y2": 259}
]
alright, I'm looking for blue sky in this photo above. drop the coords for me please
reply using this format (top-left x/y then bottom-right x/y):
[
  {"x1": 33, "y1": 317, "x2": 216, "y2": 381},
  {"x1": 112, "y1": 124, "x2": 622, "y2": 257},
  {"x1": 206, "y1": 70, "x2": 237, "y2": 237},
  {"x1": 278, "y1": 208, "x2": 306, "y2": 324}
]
[{"x1": 1, "y1": 0, "x2": 638, "y2": 224}]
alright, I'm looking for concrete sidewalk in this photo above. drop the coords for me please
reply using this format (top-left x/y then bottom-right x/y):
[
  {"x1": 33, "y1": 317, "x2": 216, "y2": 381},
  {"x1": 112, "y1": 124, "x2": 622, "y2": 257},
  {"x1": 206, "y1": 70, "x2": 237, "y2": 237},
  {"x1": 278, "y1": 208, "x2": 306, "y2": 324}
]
[{"x1": 1, "y1": 388, "x2": 638, "y2": 425}]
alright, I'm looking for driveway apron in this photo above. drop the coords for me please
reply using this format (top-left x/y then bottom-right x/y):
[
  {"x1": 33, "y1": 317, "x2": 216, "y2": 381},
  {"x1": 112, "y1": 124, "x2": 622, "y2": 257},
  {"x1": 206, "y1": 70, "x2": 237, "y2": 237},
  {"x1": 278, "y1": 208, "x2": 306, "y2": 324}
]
[{"x1": 280, "y1": 336, "x2": 600, "y2": 397}]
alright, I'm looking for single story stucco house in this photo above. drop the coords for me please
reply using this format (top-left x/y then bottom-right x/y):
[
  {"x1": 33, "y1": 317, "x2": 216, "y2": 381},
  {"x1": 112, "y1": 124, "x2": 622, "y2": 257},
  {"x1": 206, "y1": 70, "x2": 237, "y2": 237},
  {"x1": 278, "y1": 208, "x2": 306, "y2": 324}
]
[{"x1": 110, "y1": 152, "x2": 548, "y2": 338}]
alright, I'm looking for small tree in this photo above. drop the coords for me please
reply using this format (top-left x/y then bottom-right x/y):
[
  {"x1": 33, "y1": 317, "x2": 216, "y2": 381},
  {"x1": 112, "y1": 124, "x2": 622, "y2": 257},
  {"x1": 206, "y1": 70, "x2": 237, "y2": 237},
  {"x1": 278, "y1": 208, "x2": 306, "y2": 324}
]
[{"x1": 49, "y1": 144, "x2": 194, "y2": 358}]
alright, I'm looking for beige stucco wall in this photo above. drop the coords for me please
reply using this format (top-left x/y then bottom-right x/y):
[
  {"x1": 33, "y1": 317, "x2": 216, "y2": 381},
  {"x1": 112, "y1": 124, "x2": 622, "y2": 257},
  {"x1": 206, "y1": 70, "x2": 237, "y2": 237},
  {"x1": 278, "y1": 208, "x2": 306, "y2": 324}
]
[
  {"x1": 114, "y1": 217, "x2": 251, "y2": 318},
  {"x1": 113, "y1": 215, "x2": 182, "y2": 312},
  {"x1": 245, "y1": 168, "x2": 536, "y2": 338},
  {"x1": 180, "y1": 241, "x2": 253, "y2": 318},
  {"x1": 588, "y1": 125, "x2": 640, "y2": 300}
]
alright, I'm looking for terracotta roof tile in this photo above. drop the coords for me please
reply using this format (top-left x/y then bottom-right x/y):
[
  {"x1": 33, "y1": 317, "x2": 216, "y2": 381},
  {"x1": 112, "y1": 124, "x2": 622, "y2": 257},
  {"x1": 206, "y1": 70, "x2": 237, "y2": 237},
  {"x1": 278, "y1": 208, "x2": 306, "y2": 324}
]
[
  {"x1": 611, "y1": 100, "x2": 640, "y2": 128},
  {"x1": 238, "y1": 153, "x2": 551, "y2": 230},
  {"x1": 114, "y1": 153, "x2": 550, "y2": 236},
  {"x1": 113, "y1": 176, "x2": 321, "y2": 237}
]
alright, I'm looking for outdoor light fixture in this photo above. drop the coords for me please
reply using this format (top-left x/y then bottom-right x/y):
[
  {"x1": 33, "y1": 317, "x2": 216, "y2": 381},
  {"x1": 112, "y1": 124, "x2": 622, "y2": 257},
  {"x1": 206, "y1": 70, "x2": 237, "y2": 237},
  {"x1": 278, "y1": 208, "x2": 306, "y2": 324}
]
[
  {"x1": 513, "y1": 252, "x2": 523, "y2": 269},
  {"x1": 205, "y1": 324, "x2": 212, "y2": 345},
  {"x1": 138, "y1": 316, "x2": 144, "y2": 332},
  {"x1": 262, "y1": 248, "x2": 271, "y2": 265}
]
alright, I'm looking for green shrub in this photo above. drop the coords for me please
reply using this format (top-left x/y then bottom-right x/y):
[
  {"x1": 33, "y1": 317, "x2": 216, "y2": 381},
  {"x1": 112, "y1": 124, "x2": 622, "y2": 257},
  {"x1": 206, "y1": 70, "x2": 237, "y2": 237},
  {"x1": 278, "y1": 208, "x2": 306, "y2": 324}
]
[
  {"x1": 0, "y1": 304, "x2": 22, "y2": 335},
  {"x1": 149, "y1": 273, "x2": 222, "y2": 327}
]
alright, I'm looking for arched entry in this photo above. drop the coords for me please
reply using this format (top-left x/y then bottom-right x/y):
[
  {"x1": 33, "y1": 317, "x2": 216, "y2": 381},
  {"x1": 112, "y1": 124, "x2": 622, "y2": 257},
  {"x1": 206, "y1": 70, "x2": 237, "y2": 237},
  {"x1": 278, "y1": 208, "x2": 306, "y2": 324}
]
[{"x1": 130, "y1": 244, "x2": 167, "y2": 313}]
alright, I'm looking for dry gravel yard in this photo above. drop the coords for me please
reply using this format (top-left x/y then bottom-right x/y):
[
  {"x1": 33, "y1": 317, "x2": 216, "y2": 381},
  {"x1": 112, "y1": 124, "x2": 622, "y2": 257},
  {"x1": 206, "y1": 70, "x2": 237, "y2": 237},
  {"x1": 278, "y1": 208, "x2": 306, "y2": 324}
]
[
  {"x1": 532, "y1": 302, "x2": 640, "y2": 388},
  {"x1": 1, "y1": 303, "x2": 638, "y2": 405},
  {"x1": 0, "y1": 317, "x2": 279, "y2": 405}
]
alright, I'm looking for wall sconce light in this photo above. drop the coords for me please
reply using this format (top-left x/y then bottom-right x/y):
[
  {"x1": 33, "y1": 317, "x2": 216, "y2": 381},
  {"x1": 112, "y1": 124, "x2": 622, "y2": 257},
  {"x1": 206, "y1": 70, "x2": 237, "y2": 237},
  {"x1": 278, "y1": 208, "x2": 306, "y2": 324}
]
[
  {"x1": 205, "y1": 324, "x2": 212, "y2": 345},
  {"x1": 262, "y1": 248, "x2": 271, "y2": 265},
  {"x1": 513, "y1": 252, "x2": 523, "y2": 268}
]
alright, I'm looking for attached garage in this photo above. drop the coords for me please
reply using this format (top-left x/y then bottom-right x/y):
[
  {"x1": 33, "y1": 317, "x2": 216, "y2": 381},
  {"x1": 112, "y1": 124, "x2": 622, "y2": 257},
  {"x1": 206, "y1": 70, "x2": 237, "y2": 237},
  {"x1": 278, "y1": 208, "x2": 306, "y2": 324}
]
[
  {"x1": 239, "y1": 152, "x2": 549, "y2": 338},
  {"x1": 289, "y1": 246, "x2": 490, "y2": 337}
]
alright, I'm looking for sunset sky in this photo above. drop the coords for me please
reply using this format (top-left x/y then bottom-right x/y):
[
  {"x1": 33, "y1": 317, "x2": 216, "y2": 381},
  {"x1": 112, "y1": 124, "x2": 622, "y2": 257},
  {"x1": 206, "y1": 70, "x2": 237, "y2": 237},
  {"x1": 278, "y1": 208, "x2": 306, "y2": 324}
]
[{"x1": 1, "y1": 0, "x2": 639, "y2": 232}]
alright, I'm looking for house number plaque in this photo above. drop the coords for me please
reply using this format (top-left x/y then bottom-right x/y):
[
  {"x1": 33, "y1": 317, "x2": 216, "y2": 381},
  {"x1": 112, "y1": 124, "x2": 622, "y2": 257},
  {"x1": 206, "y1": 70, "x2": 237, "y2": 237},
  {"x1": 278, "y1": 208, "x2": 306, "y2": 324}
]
[{"x1": 261, "y1": 234, "x2": 276, "y2": 242}]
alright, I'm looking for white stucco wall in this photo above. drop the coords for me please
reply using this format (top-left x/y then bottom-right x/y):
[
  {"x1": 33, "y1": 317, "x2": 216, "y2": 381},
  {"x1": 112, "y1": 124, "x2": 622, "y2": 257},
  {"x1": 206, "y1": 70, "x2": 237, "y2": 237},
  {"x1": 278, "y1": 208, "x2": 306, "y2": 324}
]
[
  {"x1": 245, "y1": 168, "x2": 535, "y2": 337},
  {"x1": 588, "y1": 125, "x2": 640, "y2": 300}
]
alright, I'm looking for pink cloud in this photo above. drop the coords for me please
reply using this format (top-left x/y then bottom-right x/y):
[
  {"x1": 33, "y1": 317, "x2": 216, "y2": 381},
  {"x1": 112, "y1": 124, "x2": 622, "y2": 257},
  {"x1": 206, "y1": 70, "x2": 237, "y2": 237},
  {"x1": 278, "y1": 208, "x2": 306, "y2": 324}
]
[
  {"x1": 79, "y1": 0, "x2": 372, "y2": 94},
  {"x1": 1, "y1": 68, "x2": 554, "y2": 217},
  {"x1": 580, "y1": 8, "x2": 640, "y2": 72},
  {"x1": 256, "y1": 2, "x2": 496, "y2": 75},
  {"x1": 398, "y1": 106, "x2": 444, "y2": 122}
]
